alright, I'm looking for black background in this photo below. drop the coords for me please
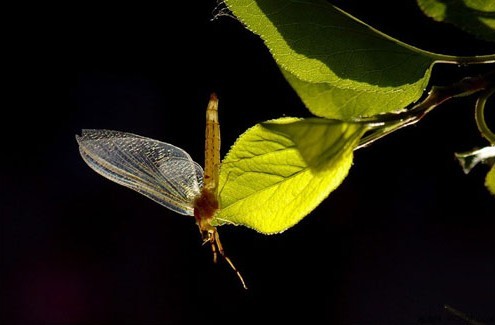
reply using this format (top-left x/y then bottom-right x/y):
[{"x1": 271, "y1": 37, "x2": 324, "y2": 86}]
[{"x1": 2, "y1": 1, "x2": 494, "y2": 324}]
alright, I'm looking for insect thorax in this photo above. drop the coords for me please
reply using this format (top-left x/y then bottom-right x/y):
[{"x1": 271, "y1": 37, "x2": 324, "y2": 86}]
[{"x1": 193, "y1": 187, "x2": 219, "y2": 234}]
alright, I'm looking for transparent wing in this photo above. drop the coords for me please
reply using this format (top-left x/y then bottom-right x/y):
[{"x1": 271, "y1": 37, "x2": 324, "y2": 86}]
[{"x1": 76, "y1": 129, "x2": 203, "y2": 216}]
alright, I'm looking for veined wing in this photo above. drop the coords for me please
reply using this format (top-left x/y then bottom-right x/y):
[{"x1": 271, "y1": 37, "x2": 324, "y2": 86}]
[{"x1": 76, "y1": 129, "x2": 203, "y2": 216}]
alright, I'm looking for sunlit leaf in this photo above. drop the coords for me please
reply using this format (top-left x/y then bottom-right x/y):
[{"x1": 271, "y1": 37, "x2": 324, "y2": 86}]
[
  {"x1": 281, "y1": 67, "x2": 423, "y2": 120},
  {"x1": 212, "y1": 117, "x2": 369, "y2": 234},
  {"x1": 417, "y1": 0, "x2": 495, "y2": 42},
  {"x1": 224, "y1": 0, "x2": 445, "y2": 119},
  {"x1": 486, "y1": 165, "x2": 495, "y2": 196}
]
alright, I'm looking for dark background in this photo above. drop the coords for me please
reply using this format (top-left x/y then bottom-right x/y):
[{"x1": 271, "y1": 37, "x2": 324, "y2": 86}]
[{"x1": 2, "y1": 1, "x2": 494, "y2": 324}]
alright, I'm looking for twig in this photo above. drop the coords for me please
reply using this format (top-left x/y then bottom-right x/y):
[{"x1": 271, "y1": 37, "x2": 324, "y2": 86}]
[
  {"x1": 444, "y1": 304, "x2": 487, "y2": 325},
  {"x1": 355, "y1": 70, "x2": 495, "y2": 149}
]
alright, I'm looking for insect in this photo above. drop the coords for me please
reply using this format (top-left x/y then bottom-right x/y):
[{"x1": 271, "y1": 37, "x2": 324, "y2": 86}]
[{"x1": 76, "y1": 93, "x2": 247, "y2": 289}]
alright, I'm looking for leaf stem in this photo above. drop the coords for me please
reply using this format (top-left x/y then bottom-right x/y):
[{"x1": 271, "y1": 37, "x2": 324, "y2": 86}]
[
  {"x1": 356, "y1": 69, "x2": 495, "y2": 149},
  {"x1": 475, "y1": 87, "x2": 495, "y2": 144},
  {"x1": 433, "y1": 55, "x2": 495, "y2": 65},
  {"x1": 444, "y1": 305, "x2": 487, "y2": 325}
]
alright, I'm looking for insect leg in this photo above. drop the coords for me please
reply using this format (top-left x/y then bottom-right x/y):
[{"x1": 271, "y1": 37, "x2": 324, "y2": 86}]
[{"x1": 214, "y1": 229, "x2": 248, "y2": 290}]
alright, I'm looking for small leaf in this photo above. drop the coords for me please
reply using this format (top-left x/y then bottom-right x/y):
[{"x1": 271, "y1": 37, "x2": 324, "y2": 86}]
[
  {"x1": 486, "y1": 165, "x2": 495, "y2": 196},
  {"x1": 213, "y1": 117, "x2": 368, "y2": 234},
  {"x1": 455, "y1": 145, "x2": 495, "y2": 196},
  {"x1": 224, "y1": 0, "x2": 443, "y2": 119},
  {"x1": 417, "y1": 0, "x2": 495, "y2": 42},
  {"x1": 455, "y1": 146, "x2": 495, "y2": 174}
]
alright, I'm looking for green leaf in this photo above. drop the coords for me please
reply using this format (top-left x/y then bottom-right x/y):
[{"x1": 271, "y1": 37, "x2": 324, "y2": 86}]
[
  {"x1": 212, "y1": 117, "x2": 369, "y2": 234},
  {"x1": 417, "y1": 0, "x2": 495, "y2": 42},
  {"x1": 281, "y1": 67, "x2": 425, "y2": 120},
  {"x1": 486, "y1": 165, "x2": 495, "y2": 196},
  {"x1": 224, "y1": 0, "x2": 444, "y2": 119}
]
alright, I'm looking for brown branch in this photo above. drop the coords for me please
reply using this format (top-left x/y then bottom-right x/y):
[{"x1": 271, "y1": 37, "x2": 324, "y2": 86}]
[{"x1": 357, "y1": 69, "x2": 495, "y2": 149}]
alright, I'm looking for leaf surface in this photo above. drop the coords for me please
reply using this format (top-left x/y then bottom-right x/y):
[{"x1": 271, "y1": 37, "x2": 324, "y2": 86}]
[
  {"x1": 224, "y1": 0, "x2": 441, "y2": 119},
  {"x1": 486, "y1": 165, "x2": 495, "y2": 196},
  {"x1": 213, "y1": 117, "x2": 368, "y2": 234},
  {"x1": 417, "y1": 0, "x2": 495, "y2": 42}
]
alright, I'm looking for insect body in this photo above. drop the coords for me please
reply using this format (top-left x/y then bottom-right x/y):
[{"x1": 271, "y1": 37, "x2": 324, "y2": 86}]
[{"x1": 76, "y1": 93, "x2": 246, "y2": 289}]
